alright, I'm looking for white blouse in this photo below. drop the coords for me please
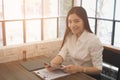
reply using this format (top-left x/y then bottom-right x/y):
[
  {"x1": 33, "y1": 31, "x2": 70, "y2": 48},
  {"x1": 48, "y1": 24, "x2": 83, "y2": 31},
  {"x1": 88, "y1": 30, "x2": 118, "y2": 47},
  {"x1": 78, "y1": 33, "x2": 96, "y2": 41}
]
[{"x1": 58, "y1": 30, "x2": 103, "y2": 70}]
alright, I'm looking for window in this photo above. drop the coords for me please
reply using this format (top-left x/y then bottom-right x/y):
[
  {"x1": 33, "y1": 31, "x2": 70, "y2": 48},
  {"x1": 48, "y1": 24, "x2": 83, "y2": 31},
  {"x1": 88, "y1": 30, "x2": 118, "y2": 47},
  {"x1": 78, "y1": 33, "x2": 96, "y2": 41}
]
[
  {"x1": 79, "y1": 0, "x2": 120, "y2": 47},
  {"x1": 43, "y1": 0, "x2": 58, "y2": 17},
  {"x1": 43, "y1": 18, "x2": 57, "y2": 40},
  {"x1": 74, "y1": 0, "x2": 81, "y2": 6},
  {"x1": 115, "y1": 0, "x2": 120, "y2": 20},
  {"x1": 97, "y1": 0, "x2": 114, "y2": 19},
  {"x1": 59, "y1": 0, "x2": 72, "y2": 16},
  {"x1": 88, "y1": 19, "x2": 95, "y2": 33},
  {"x1": 97, "y1": 20, "x2": 113, "y2": 45},
  {"x1": 1, "y1": 0, "x2": 120, "y2": 48},
  {"x1": 5, "y1": 21, "x2": 23, "y2": 45},
  {"x1": 0, "y1": 0, "x2": 73, "y2": 46},
  {"x1": 58, "y1": 18, "x2": 66, "y2": 38},
  {"x1": 25, "y1": 0, "x2": 42, "y2": 19},
  {"x1": 82, "y1": 0, "x2": 96, "y2": 17},
  {"x1": 58, "y1": 0, "x2": 72, "y2": 38},
  {"x1": 26, "y1": 20, "x2": 41, "y2": 43},
  {"x1": 0, "y1": 22, "x2": 2, "y2": 46},
  {"x1": 4, "y1": 0, "x2": 23, "y2": 20},
  {"x1": 114, "y1": 22, "x2": 120, "y2": 47},
  {"x1": 0, "y1": 0, "x2": 2, "y2": 20}
]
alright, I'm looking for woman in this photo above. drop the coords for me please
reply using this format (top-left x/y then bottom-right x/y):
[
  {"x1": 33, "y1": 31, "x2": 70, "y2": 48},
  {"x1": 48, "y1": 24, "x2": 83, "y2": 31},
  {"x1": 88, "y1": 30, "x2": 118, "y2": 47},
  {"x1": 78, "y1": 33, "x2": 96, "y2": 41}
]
[{"x1": 45, "y1": 6, "x2": 103, "y2": 79}]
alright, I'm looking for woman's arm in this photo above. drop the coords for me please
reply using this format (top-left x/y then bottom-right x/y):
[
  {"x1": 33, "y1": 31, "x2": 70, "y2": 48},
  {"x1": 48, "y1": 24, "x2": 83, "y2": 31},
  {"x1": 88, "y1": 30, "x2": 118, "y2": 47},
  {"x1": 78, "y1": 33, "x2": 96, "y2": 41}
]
[
  {"x1": 63, "y1": 65, "x2": 101, "y2": 74},
  {"x1": 78, "y1": 66, "x2": 101, "y2": 74}
]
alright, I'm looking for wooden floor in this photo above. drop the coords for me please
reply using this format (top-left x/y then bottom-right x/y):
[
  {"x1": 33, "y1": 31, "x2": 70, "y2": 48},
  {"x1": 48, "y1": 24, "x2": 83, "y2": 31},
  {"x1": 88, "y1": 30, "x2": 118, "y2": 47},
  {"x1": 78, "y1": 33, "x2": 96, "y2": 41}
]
[{"x1": 0, "y1": 56, "x2": 96, "y2": 80}]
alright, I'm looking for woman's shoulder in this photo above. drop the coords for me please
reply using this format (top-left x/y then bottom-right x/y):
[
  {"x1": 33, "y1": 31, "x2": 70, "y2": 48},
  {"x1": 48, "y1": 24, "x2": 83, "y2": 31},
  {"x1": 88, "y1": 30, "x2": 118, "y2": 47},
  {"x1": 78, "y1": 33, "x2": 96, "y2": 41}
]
[
  {"x1": 87, "y1": 32, "x2": 103, "y2": 49},
  {"x1": 87, "y1": 32, "x2": 100, "y2": 42}
]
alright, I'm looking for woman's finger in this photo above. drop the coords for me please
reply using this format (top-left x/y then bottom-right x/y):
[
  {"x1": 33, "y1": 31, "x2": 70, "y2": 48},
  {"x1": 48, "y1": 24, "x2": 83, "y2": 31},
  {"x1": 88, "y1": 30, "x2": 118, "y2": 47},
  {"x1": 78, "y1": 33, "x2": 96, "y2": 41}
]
[{"x1": 44, "y1": 63, "x2": 56, "y2": 71}]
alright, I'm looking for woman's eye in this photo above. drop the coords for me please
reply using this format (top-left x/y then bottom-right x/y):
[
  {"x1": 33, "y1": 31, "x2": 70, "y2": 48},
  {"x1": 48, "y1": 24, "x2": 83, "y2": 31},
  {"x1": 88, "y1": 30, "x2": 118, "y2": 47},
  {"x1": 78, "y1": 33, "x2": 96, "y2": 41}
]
[
  {"x1": 74, "y1": 20, "x2": 80, "y2": 23},
  {"x1": 68, "y1": 19, "x2": 80, "y2": 24}
]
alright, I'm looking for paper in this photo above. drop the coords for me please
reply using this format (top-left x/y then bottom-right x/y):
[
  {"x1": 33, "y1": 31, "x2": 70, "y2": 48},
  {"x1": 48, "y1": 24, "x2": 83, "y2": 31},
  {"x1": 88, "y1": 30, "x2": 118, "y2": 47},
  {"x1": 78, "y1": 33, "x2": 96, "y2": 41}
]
[{"x1": 33, "y1": 68, "x2": 69, "y2": 80}]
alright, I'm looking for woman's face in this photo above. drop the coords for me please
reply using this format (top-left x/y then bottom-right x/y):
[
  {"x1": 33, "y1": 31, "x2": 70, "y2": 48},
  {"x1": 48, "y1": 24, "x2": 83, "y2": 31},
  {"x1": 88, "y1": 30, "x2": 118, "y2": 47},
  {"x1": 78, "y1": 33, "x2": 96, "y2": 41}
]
[{"x1": 68, "y1": 13, "x2": 84, "y2": 37}]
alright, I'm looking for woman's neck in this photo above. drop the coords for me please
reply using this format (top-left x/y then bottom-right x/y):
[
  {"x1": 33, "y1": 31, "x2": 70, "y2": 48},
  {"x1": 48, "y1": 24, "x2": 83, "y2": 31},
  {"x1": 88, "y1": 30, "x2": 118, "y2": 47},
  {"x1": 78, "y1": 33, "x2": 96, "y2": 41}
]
[{"x1": 76, "y1": 30, "x2": 84, "y2": 38}]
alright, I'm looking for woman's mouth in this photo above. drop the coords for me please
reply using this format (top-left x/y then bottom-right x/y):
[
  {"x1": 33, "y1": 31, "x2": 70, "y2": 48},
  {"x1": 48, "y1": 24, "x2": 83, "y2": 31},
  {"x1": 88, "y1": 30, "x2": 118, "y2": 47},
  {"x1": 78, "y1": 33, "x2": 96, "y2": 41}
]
[{"x1": 72, "y1": 27, "x2": 78, "y2": 31}]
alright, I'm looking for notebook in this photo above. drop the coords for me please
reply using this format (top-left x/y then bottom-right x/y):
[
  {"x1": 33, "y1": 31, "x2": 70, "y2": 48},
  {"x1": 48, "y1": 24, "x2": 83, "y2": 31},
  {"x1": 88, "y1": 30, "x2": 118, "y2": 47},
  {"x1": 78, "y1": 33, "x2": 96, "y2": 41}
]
[
  {"x1": 20, "y1": 58, "x2": 51, "y2": 71},
  {"x1": 33, "y1": 68, "x2": 70, "y2": 80}
]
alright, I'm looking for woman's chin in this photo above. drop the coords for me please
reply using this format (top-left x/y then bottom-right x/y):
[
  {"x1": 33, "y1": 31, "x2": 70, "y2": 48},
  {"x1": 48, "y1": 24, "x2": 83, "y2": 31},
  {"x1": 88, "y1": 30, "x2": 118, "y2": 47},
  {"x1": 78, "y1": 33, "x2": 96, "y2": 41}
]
[{"x1": 72, "y1": 31, "x2": 78, "y2": 34}]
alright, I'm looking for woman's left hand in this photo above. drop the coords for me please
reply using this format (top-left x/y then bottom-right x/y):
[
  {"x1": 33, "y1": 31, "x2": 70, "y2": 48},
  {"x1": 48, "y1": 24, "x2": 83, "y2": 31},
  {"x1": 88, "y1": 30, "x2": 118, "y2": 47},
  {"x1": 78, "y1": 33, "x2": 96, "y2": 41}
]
[{"x1": 62, "y1": 65, "x2": 81, "y2": 73}]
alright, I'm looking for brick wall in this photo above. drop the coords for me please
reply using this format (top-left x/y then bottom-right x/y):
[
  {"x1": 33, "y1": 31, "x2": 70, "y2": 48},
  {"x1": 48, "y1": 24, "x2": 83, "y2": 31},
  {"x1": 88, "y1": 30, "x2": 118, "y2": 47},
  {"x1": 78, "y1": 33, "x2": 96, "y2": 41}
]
[{"x1": 0, "y1": 39, "x2": 62, "y2": 63}]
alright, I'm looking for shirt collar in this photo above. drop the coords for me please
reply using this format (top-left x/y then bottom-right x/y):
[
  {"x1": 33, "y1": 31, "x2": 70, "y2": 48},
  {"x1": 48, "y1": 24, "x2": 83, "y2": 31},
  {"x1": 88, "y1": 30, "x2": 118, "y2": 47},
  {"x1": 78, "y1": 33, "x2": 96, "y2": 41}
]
[{"x1": 77, "y1": 30, "x2": 88, "y2": 42}]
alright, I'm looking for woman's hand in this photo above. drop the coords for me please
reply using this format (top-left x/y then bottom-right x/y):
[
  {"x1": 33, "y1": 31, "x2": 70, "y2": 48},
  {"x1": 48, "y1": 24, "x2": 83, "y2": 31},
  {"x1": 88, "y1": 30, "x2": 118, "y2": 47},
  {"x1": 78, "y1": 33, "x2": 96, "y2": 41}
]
[
  {"x1": 44, "y1": 63, "x2": 56, "y2": 71},
  {"x1": 44, "y1": 55, "x2": 64, "y2": 71},
  {"x1": 62, "y1": 65, "x2": 83, "y2": 74},
  {"x1": 49, "y1": 55, "x2": 63, "y2": 69}
]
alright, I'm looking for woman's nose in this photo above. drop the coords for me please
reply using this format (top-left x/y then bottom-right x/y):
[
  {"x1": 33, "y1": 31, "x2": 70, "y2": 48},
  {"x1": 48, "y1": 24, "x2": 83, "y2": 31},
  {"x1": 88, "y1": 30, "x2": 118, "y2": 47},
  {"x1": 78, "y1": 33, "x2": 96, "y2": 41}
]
[{"x1": 71, "y1": 22, "x2": 76, "y2": 27}]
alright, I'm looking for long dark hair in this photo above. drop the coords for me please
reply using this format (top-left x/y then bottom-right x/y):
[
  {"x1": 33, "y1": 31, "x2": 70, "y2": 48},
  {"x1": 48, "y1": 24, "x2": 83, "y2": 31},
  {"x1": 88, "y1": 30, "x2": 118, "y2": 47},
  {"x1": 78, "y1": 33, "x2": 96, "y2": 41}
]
[{"x1": 60, "y1": 6, "x2": 93, "y2": 49}]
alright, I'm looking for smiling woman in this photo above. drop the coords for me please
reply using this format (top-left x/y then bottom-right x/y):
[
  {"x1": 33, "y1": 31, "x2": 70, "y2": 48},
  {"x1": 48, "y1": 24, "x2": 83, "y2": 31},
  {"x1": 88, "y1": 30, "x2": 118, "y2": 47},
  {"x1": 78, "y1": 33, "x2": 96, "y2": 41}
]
[{"x1": 45, "y1": 7, "x2": 103, "y2": 80}]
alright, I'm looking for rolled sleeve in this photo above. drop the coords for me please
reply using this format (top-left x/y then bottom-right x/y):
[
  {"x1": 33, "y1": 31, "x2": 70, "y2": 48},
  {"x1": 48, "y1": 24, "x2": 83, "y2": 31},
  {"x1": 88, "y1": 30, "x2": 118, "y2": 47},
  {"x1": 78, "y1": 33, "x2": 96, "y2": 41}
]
[{"x1": 89, "y1": 39, "x2": 103, "y2": 70}]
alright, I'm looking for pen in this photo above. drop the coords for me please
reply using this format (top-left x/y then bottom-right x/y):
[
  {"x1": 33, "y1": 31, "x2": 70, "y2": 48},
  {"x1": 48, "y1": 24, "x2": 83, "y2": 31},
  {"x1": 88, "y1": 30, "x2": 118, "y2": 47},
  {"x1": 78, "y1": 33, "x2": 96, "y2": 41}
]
[{"x1": 44, "y1": 63, "x2": 51, "y2": 68}]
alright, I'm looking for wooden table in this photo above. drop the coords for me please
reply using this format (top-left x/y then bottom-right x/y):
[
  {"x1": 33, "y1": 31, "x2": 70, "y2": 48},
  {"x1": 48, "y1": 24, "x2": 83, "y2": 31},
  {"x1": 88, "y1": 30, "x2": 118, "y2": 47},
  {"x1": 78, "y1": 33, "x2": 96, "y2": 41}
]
[{"x1": 0, "y1": 56, "x2": 96, "y2": 80}]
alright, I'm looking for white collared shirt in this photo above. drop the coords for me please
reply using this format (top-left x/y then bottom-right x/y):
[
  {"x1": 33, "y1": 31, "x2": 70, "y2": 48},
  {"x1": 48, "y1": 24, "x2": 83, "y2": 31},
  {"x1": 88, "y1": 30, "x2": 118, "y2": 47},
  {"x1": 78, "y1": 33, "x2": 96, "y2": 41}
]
[{"x1": 58, "y1": 30, "x2": 103, "y2": 70}]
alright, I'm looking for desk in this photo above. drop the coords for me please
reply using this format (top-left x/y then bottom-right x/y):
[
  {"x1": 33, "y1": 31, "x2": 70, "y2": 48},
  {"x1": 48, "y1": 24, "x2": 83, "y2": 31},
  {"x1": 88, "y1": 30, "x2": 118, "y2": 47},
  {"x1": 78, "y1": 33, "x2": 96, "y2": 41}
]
[{"x1": 0, "y1": 56, "x2": 96, "y2": 80}]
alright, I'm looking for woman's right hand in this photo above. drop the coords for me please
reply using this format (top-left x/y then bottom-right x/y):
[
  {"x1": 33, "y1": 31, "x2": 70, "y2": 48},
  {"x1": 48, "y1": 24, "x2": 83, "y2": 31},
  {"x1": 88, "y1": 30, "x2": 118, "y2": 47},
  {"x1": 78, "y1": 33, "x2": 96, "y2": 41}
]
[
  {"x1": 44, "y1": 63, "x2": 56, "y2": 71},
  {"x1": 50, "y1": 55, "x2": 63, "y2": 67},
  {"x1": 44, "y1": 55, "x2": 63, "y2": 71}
]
